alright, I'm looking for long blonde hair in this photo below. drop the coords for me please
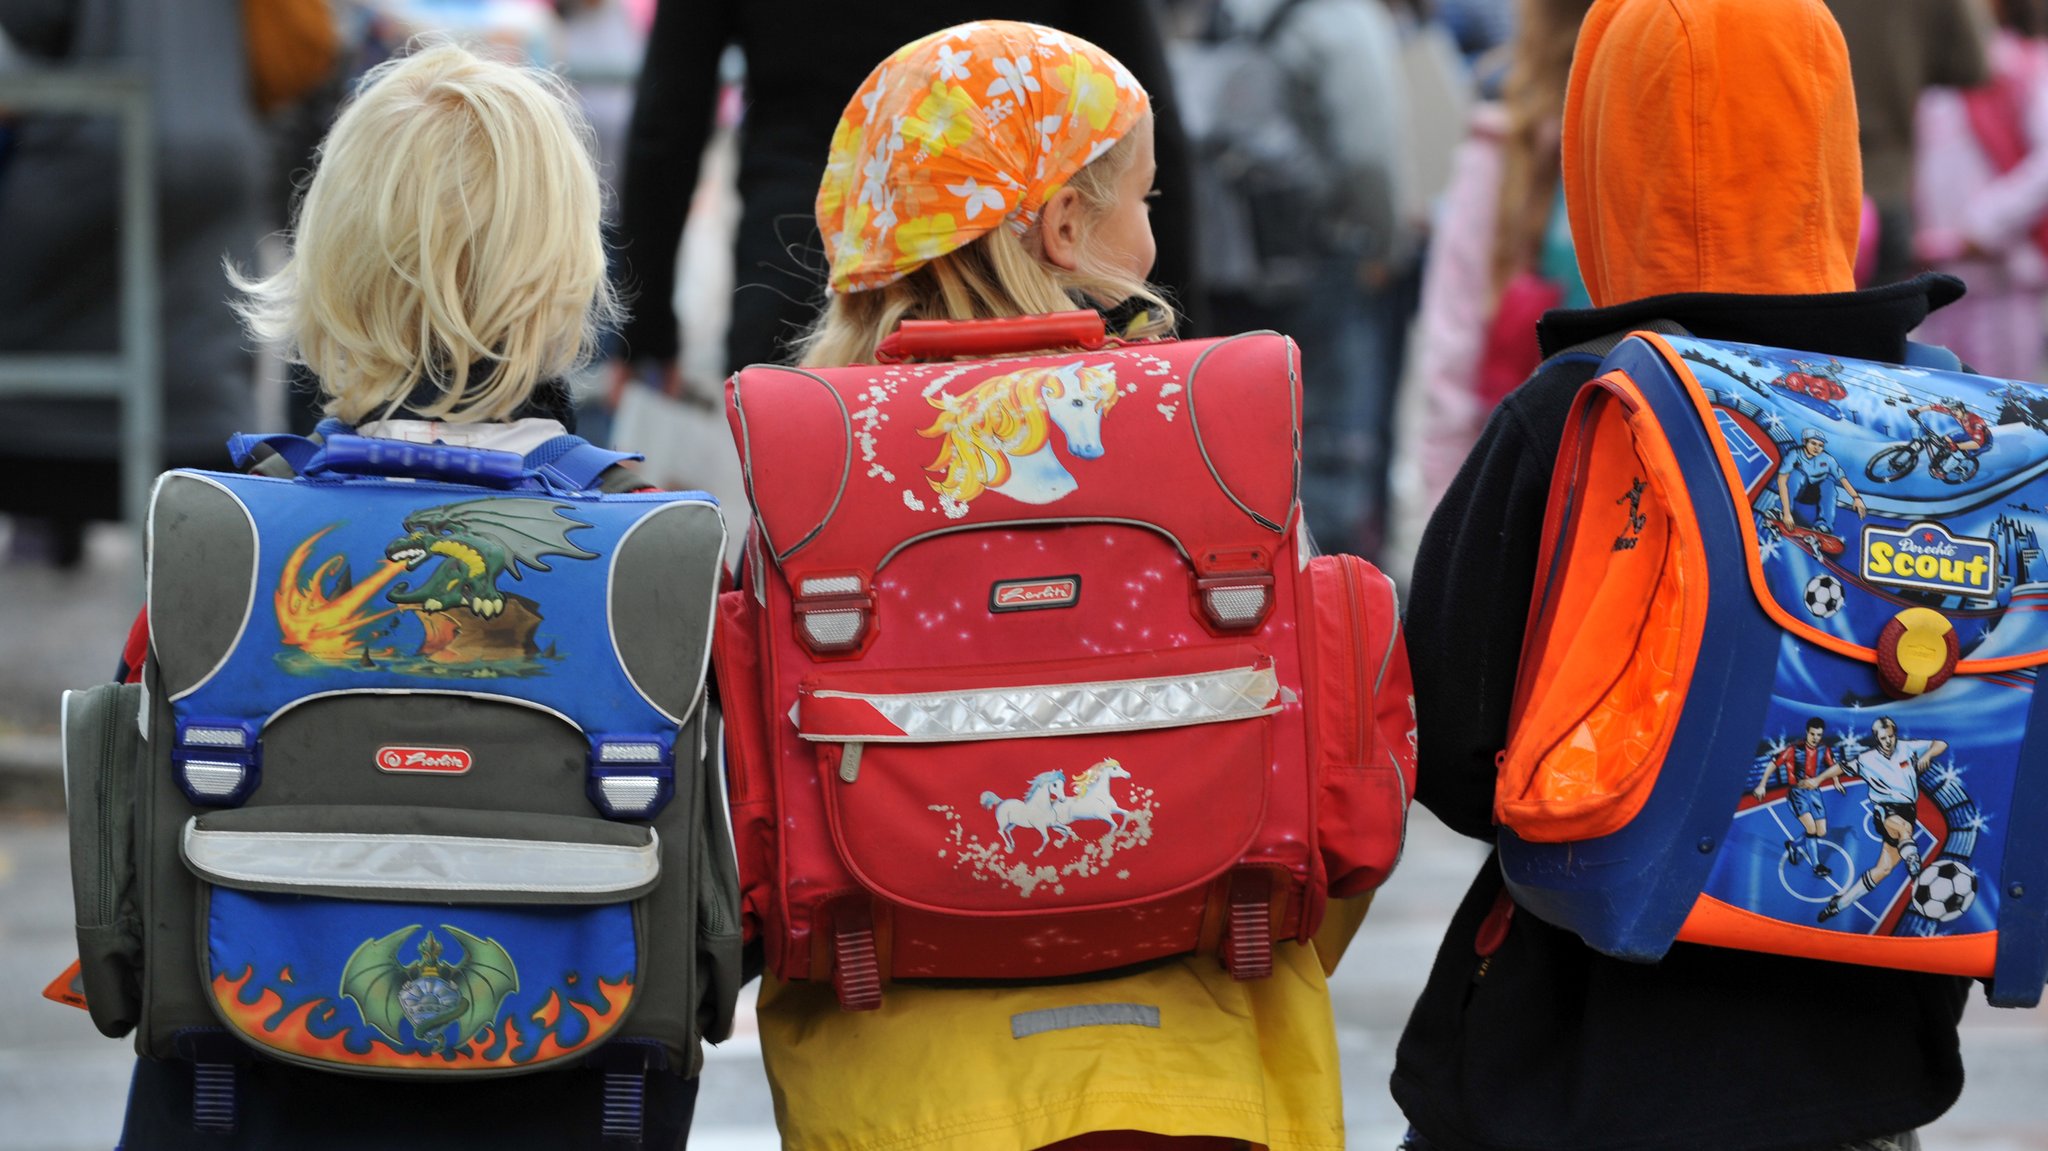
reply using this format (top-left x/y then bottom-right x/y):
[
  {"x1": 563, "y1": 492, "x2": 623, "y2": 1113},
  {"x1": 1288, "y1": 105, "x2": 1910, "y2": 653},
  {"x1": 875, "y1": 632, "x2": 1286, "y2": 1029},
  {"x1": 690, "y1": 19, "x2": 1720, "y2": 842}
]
[
  {"x1": 1489, "y1": 0, "x2": 1594, "y2": 295},
  {"x1": 797, "y1": 127, "x2": 1175, "y2": 369},
  {"x1": 231, "y1": 42, "x2": 621, "y2": 424}
]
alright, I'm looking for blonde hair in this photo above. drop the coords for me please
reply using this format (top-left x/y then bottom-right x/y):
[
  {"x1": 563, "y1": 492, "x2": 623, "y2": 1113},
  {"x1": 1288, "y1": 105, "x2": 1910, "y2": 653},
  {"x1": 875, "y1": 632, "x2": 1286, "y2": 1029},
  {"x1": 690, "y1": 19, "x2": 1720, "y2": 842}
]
[
  {"x1": 797, "y1": 126, "x2": 1175, "y2": 369},
  {"x1": 231, "y1": 42, "x2": 621, "y2": 424},
  {"x1": 1489, "y1": 0, "x2": 1594, "y2": 295}
]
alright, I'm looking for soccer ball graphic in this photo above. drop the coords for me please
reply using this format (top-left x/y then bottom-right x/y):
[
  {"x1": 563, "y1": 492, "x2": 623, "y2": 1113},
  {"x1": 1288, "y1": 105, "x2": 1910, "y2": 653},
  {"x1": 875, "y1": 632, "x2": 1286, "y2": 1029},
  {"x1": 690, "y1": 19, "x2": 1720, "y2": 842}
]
[
  {"x1": 1803, "y1": 574, "x2": 1846, "y2": 618},
  {"x1": 1912, "y1": 859, "x2": 1978, "y2": 923}
]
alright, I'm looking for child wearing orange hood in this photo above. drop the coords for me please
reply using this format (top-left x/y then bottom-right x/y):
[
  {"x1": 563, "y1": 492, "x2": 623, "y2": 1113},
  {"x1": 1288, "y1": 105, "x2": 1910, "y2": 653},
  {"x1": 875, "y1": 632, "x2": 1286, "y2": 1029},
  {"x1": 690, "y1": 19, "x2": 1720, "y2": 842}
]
[{"x1": 1395, "y1": 1, "x2": 1971, "y2": 1148}]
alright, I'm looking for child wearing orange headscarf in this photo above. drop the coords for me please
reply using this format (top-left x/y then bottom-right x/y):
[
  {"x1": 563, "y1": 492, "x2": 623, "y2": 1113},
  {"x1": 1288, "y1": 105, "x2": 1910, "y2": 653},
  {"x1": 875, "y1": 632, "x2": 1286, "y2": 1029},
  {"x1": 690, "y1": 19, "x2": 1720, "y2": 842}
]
[{"x1": 750, "y1": 21, "x2": 1365, "y2": 1151}]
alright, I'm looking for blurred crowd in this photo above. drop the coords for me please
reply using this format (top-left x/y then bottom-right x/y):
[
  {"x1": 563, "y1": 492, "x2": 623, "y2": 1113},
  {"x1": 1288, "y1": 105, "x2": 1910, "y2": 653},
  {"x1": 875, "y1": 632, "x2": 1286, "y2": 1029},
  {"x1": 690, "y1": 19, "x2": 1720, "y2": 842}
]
[{"x1": 0, "y1": 0, "x2": 2031, "y2": 574}]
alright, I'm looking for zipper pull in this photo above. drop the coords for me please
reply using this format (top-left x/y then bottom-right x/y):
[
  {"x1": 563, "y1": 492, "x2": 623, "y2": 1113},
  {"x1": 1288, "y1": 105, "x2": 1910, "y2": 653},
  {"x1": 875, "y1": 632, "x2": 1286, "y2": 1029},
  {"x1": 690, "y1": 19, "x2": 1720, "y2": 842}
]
[{"x1": 838, "y1": 742, "x2": 864, "y2": 783}]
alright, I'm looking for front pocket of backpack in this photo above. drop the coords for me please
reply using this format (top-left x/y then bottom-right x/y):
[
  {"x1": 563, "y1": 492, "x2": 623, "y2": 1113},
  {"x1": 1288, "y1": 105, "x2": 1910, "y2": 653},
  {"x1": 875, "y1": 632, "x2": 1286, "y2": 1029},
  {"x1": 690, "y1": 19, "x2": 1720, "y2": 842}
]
[
  {"x1": 182, "y1": 805, "x2": 658, "y2": 1078},
  {"x1": 801, "y1": 652, "x2": 1280, "y2": 914}
]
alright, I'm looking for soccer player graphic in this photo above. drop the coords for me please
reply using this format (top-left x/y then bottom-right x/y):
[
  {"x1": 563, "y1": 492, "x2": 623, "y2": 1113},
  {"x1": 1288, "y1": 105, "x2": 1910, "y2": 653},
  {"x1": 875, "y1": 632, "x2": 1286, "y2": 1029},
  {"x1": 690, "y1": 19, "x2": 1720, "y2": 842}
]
[
  {"x1": 1820, "y1": 716, "x2": 1946, "y2": 922},
  {"x1": 1774, "y1": 427, "x2": 1866, "y2": 538},
  {"x1": 1752, "y1": 717, "x2": 1844, "y2": 878}
]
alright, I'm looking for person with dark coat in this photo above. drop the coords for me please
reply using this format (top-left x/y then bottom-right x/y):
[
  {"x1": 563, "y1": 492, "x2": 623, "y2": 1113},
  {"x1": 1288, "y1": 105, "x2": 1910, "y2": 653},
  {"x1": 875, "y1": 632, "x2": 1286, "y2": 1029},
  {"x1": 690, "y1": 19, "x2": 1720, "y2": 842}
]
[
  {"x1": 614, "y1": 2, "x2": 1199, "y2": 385},
  {"x1": 1393, "y1": 1, "x2": 1971, "y2": 1148}
]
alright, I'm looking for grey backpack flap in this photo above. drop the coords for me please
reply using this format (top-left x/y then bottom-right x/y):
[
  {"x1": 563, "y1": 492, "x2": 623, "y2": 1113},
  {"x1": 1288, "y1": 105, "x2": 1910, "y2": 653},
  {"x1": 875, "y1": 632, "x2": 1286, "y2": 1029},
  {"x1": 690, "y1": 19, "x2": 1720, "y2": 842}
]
[{"x1": 62, "y1": 448, "x2": 739, "y2": 1122}]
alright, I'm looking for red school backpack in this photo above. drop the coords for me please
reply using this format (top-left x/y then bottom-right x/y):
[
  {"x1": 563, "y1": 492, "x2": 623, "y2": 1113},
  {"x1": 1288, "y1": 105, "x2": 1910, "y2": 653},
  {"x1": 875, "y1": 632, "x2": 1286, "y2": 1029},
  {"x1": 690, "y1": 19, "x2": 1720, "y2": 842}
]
[{"x1": 713, "y1": 312, "x2": 1416, "y2": 1009}]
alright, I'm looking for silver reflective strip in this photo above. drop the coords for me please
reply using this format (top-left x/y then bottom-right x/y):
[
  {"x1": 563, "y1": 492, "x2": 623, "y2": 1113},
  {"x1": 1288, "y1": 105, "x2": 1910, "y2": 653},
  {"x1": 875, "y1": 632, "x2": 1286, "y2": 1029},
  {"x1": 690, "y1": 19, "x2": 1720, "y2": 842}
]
[
  {"x1": 181, "y1": 822, "x2": 660, "y2": 896},
  {"x1": 1011, "y1": 1003, "x2": 1161, "y2": 1039},
  {"x1": 803, "y1": 664, "x2": 1279, "y2": 742}
]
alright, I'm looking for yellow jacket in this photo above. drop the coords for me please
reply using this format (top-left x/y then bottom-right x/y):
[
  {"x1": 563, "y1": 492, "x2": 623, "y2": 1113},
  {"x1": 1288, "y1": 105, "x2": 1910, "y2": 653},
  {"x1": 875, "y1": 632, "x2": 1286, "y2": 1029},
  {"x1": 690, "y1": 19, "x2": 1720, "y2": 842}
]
[{"x1": 756, "y1": 899, "x2": 1372, "y2": 1151}]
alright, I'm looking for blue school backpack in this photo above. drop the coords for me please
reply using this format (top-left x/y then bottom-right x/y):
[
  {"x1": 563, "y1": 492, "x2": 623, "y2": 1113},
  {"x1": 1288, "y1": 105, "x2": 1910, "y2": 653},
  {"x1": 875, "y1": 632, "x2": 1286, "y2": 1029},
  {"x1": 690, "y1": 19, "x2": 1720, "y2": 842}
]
[
  {"x1": 1497, "y1": 331, "x2": 2048, "y2": 1007},
  {"x1": 58, "y1": 428, "x2": 740, "y2": 1137}
]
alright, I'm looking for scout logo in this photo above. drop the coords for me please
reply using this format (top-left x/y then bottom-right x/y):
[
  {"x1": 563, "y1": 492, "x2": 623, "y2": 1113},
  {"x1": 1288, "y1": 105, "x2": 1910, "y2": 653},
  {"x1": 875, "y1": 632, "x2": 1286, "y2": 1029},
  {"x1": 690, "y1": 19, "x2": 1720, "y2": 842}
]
[
  {"x1": 990, "y1": 576, "x2": 1081, "y2": 612},
  {"x1": 377, "y1": 745, "x2": 473, "y2": 774},
  {"x1": 1862, "y1": 522, "x2": 1995, "y2": 596}
]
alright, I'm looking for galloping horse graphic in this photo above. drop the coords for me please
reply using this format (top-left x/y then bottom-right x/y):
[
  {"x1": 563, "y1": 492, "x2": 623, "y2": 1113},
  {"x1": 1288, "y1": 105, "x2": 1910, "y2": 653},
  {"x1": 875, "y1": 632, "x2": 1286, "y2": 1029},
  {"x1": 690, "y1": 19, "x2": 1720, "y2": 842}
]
[
  {"x1": 918, "y1": 361, "x2": 1121, "y2": 506},
  {"x1": 1055, "y1": 758, "x2": 1134, "y2": 838},
  {"x1": 980, "y1": 771, "x2": 1075, "y2": 856}
]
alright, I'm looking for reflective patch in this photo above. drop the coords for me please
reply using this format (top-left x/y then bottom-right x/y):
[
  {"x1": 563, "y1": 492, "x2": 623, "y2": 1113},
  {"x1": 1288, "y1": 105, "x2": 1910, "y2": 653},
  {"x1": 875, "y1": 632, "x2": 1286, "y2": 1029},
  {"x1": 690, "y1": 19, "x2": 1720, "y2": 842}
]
[{"x1": 1010, "y1": 1002, "x2": 1161, "y2": 1039}]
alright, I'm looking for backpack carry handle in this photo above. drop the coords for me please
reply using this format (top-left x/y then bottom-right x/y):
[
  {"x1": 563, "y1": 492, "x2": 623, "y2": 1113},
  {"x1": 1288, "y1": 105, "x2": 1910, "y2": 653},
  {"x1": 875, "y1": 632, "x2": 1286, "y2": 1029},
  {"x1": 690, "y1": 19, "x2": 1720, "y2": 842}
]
[
  {"x1": 874, "y1": 311, "x2": 1108, "y2": 363},
  {"x1": 304, "y1": 434, "x2": 528, "y2": 487}
]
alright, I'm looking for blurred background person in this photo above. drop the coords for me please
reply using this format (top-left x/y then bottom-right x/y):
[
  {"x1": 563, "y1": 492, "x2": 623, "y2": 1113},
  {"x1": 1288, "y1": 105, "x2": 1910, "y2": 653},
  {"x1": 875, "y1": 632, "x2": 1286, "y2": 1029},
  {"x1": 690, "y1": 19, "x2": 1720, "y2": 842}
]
[
  {"x1": 1915, "y1": 0, "x2": 2048, "y2": 382},
  {"x1": 1385, "y1": 0, "x2": 1588, "y2": 571},
  {"x1": 1166, "y1": 0, "x2": 1407, "y2": 557},
  {"x1": 1826, "y1": 0, "x2": 1991, "y2": 284},
  {"x1": 612, "y1": 3, "x2": 1198, "y2": 398},
  {"x1": 0, "y1": 0, "x2": 291, "y2": 566}
]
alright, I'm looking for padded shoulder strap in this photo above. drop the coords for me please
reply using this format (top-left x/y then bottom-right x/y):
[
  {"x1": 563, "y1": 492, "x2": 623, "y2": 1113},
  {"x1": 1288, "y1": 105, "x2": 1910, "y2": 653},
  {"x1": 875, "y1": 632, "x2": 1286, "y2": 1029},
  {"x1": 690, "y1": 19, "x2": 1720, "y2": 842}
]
[
  {"x1": 525, "y1": 435, "x2": 645, "y2": 493},
  {"x1": 1904, "y1": 340, "x2": 1964, "y2": 373},
  {"x1": 1544, "y1": 319, "x2": 1694, "y2": 370}
]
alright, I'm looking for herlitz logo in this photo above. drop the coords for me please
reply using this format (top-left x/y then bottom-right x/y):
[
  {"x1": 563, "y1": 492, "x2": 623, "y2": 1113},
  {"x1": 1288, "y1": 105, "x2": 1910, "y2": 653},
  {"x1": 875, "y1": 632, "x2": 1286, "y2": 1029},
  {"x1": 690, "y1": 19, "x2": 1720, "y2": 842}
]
[
  {"x1": 376, "y1": 746, "x2": 473, "y2": 774},
  {"x1": 990, "y1": 576, "x2": 1081, "y2": 612},
  {"x1": 1861, "y1": 522, "x2": 1995, "y2": 596}
]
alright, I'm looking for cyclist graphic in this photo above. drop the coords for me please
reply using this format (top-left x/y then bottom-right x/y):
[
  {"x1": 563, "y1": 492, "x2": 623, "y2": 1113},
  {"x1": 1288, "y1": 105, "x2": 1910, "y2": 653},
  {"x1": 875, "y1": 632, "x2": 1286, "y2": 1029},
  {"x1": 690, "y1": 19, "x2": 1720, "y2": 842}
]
[{"x1": 1907, "y1": 397, "x2": 1992, "y2": 455}]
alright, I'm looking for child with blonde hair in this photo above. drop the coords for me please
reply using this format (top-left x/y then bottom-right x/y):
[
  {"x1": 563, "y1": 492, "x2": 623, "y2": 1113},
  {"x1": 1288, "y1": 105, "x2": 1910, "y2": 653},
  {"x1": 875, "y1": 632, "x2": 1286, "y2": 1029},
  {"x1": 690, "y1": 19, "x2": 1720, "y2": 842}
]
[
  {"x1": 111, "y1": 42, "x2": 711, "y2": 1149},
  {"x1": 751, "y1": 22, "x2": 1368, "y2": 1151}
]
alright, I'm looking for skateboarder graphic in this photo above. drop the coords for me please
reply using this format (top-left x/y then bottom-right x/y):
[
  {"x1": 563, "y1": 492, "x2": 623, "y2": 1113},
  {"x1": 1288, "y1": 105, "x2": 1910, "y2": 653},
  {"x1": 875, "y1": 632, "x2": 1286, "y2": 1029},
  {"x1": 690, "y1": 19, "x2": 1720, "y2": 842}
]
[{"x1": 1774, "y1": 427, "x2": 1866, "y2": 548}]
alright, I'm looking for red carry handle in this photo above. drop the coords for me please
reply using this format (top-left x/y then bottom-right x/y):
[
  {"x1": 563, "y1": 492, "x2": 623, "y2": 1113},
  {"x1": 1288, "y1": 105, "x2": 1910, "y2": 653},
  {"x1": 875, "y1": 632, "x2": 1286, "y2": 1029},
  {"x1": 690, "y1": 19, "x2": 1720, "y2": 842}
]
[{"x1": 874, "y1": 311, "x2": 1108, "y2": 363}]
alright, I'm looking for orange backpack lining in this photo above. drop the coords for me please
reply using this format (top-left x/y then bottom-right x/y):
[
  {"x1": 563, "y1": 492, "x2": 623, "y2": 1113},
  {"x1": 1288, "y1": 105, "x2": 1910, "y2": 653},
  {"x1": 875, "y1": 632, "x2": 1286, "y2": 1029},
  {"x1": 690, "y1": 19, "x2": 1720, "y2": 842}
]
[
  {"x1": 1499, "y1": 372, "x2": 1710, "y2": 843},
  {"x1": 1678, "y1": 894, "x2": 1996, "y2": 976}
]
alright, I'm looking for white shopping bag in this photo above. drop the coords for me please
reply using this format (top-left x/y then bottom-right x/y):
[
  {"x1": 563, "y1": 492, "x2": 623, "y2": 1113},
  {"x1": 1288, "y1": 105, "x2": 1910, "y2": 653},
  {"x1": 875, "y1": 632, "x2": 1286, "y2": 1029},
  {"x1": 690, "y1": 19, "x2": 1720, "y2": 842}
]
[{"x1": 609, "y1": 381, "x2": 750, "y2": 563}]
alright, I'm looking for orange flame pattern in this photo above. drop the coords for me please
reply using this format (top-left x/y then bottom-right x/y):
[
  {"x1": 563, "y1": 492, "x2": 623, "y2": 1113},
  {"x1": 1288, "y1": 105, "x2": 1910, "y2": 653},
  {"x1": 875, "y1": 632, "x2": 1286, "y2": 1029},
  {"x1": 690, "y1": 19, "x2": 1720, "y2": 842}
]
[
  {"x1": 275, "y1": 527, "x2": 407, "y2": 658},
  {"x1": 211, "y1": 966, "x2": 634, "y2": 1071}
]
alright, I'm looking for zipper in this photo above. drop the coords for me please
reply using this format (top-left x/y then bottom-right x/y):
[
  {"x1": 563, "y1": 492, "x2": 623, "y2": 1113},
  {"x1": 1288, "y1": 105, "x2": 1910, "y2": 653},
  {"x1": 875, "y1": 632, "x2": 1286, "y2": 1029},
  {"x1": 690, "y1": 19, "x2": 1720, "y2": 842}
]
[{"x1": 95, "y1": 690, "x2": 119, "y2": 927}]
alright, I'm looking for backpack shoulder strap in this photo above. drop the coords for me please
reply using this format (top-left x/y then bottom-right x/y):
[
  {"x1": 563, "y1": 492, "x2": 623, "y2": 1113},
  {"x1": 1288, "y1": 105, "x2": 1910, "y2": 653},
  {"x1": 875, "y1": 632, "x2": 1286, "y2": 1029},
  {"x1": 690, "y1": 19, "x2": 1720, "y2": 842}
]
[
  {"x1": 1904, "y1": 340, "x2": 1964, "y2": 373},
  {"x1": 1541, "y1": 319, "x2": 1694, "y2": 370},
  {"x1": 524, "y1": 435, "x2": 646, "y2": 493}
]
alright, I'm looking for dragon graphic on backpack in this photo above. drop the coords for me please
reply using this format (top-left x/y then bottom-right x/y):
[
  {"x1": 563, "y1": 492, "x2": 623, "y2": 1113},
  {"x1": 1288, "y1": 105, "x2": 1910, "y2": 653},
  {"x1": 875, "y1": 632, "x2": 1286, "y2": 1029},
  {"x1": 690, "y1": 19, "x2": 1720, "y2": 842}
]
[
  {"x1": 714, "y1": 312, "x2": 1416, "y2": 1009},
  {"x1": 58, "y1": 431, "x2": 741, "y2": 1134}
]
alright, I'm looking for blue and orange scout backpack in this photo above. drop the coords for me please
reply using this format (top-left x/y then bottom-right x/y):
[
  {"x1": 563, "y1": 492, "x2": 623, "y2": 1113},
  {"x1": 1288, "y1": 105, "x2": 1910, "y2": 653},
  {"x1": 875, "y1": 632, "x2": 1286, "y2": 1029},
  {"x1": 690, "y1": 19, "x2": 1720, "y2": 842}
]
[
  {"x1": 55, "y1": 432, "x2": 739, "y2": 1135},
  {"x1": 1500, "y1": 331, "x2": 2048, "y2": 1007}
]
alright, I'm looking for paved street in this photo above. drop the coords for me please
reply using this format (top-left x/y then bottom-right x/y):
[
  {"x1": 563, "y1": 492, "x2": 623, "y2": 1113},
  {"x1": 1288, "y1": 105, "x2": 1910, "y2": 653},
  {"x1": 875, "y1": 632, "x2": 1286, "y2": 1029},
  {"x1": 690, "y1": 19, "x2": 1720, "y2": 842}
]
[{"x1": 3, "y1": 527, "x2": 2047, "y2": 1148}]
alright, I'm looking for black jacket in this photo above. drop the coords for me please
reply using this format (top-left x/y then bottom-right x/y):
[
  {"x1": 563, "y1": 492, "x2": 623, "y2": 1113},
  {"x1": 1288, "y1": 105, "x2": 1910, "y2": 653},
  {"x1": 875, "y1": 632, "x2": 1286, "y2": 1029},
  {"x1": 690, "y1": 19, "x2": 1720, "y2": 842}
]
[{"x1": 1393, "y1": 273, "x2": 1974, "y2": 1151}]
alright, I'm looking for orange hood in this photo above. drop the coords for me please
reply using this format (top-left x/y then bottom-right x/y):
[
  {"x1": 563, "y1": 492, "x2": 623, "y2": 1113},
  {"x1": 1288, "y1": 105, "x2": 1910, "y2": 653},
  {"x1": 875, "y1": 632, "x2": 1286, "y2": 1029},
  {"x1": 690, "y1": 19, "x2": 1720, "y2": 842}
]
[{"x1": 1563, "y1": 0, "x2": 1861, "y2": 307}]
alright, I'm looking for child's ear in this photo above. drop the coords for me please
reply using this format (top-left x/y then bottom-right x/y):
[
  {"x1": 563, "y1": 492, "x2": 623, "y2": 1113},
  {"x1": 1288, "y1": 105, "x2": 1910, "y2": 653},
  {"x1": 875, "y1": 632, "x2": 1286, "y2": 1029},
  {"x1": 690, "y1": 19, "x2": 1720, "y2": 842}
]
[{"x1": 1038, "y1": 187, "x2": 1085, "y2": 272}]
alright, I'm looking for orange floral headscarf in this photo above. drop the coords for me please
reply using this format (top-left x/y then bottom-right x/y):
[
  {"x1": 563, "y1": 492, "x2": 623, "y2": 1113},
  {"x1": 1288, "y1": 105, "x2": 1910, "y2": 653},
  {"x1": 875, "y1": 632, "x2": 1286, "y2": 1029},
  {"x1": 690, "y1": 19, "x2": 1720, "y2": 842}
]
[{"x1": 817, "y1": 21, "x2": 1151, "y2": 295}]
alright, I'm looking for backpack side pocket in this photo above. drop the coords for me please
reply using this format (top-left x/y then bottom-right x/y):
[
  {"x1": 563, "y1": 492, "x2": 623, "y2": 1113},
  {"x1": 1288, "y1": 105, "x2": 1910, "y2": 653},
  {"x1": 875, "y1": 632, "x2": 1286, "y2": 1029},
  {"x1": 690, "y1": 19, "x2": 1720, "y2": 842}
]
[{"x1": 62, "y1": 682, "x2": 145, "y2": 1038}]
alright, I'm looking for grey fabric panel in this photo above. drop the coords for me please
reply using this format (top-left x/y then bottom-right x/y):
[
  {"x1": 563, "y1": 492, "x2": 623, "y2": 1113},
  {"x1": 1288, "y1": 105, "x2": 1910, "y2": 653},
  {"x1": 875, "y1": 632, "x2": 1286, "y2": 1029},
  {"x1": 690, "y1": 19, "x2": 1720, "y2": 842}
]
[
  {"x1": 189, "y1": 804, "x2": 654, "y2": 848},
  {"x1": 148, "y1": 473, "x2": 256, "y2": 699},
  {"x1": 256, "y1": 695, "x2": 588, "y2": 811},
  {"x1": 61, "y1": 682, "x2": 144, "y2": 1038},
  {"x1": 1010, "y1": 1002, "x2": 1162, "y2": 1039},
  {"x1": 691, "y1": 702, "x2": 743, "y2": 1045},
  {"x1": 615, "y1": 702, "x2": 711, "y2": 1075},
  {"x1": 137, "y1": 660, "x2": 209, "y2": 1058},
  {"x1": 610, "y1": 501, "x2": 725, "y2": 722}
]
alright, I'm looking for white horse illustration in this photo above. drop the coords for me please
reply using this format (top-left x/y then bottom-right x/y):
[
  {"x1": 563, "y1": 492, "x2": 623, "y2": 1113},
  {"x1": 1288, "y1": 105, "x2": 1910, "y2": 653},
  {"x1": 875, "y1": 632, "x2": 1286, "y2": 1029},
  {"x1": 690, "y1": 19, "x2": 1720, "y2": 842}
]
[
  {"x1": 1055, "y1": 758, "x2": 1134, "y2": 838},
  {"x1": 980, "y1": 770, "x2": 1076, "y2": 855},
  {"x1": 918, "y1": 361, "x2": 1121, "y2": 506}
]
